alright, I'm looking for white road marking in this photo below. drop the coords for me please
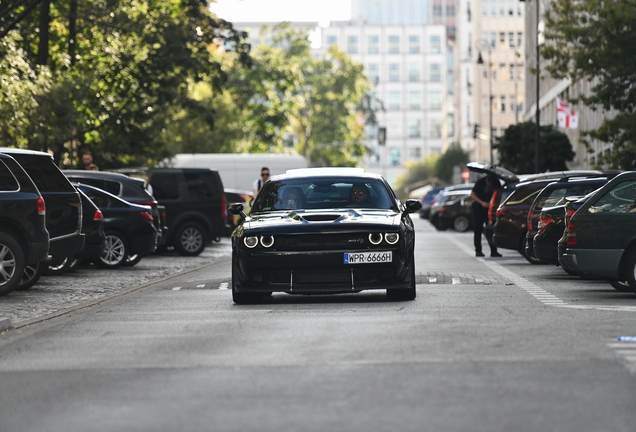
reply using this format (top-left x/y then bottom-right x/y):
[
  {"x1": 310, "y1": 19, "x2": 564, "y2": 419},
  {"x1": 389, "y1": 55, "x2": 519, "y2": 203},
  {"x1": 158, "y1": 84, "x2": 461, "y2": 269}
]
[
  {"x1": 196, "y1": 284, "x2": 205, "y2": 288},
  {"x1": 172, "y1": 287, "x2": 181, "y2": 291},
  {"x1": 219, "y1": 283, "x2": 229, "y2": 290},
  {"x1": 428, "y1": 277, "x2": 437, "y2": 284},
  {"x1": 451, "y1": 277, "x2": 461, "y2": 285}
]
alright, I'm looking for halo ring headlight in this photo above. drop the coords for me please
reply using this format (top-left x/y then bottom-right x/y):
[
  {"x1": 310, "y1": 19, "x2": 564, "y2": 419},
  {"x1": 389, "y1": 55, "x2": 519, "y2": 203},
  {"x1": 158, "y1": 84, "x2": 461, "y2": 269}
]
[
  {"x1": 244, "y1": 236, "x2": 258, "y2": 248},
  {"x1": 260, "y1": 235, "x2": 275, "y2": 248},
  {"x1": 384, "y1": 233, "x2": 400, "y2": 245},
  {"x1": 369, "y1": 233, "x2": 383, "y2": 245}
]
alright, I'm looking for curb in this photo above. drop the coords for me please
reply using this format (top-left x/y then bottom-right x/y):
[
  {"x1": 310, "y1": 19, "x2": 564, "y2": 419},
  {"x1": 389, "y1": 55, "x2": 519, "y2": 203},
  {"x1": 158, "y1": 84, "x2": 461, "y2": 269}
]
[{"x1": 0, "y1": 317, "x2": 11, "y2": 332}]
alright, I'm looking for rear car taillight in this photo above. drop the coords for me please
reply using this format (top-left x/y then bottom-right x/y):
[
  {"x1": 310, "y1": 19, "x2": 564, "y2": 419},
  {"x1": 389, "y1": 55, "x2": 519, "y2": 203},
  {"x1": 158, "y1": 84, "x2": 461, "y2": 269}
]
[
  {"x1": 527, "y1": 211, "x2": 534, "y2": 231},
  {"x1": 93, "y1": 210, "x2": 104, "y2": 221},
  {"x1": 488, "y1": 190, "x2": 499, "y2": 223},
  {"x1": 496, "y1": 208, "x2": 505, "y2": 218},
  {"x1": 138, "y1": 200, "x2": 158, "y2": 209},
  {"x1": 36, "y1": 197, "x2": 46, "y2": 216},
  {"x1": 439, "y1": 206, "x2": 446, "y2": 213},
  {"x1": 140, "y1": 211, "x2": 153, "y2": 221},
  {"x1": 566, "y1": 209, "x2": 577, "y2": 246},
  {"x1": 221, "y1": 194, "x2": 227, "y2": 219},
  {"x1": 537, "y1": 216, "x2": 553, "y2": 234}
]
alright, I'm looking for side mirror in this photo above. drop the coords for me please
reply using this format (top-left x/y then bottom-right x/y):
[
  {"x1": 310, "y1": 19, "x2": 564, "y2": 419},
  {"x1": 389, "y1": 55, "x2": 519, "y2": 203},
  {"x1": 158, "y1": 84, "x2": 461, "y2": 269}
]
[
  {"x1": 228, "y1": 203, "x2": 247, "y2": 219},
  {"x1": 404, "y1": 199, "x2": 423, "y2": 213}
]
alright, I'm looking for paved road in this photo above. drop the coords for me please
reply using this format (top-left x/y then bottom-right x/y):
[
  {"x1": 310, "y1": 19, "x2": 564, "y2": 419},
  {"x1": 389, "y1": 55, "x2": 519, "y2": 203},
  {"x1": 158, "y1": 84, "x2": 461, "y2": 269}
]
[{"x1": 1, "y1": 218, "x2": 636, "y2": 432}]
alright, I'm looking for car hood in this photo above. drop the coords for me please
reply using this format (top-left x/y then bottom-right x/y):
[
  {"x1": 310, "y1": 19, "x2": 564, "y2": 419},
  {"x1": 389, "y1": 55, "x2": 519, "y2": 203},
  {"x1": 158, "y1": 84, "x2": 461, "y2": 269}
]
[
  {"x1": 467, "y1": 162, "x2": 519, "y2": 184},
  {"x1": 244, "y1": 209, "x2": 401, "y2": 233}
]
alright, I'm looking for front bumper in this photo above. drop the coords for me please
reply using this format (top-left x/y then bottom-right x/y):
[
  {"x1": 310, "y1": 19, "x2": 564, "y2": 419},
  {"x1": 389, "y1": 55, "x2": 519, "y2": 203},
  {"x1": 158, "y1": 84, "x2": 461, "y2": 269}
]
[{"x1": 234, "y1": 249, "x2": 413, "y2": 294}]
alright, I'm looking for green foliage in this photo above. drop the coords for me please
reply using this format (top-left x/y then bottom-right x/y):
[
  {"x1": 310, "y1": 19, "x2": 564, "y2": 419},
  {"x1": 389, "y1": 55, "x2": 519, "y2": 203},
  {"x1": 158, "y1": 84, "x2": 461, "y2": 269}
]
[
  {"x1": 435, "y1": 144, "x2": 470, "y2": 183},
  {"x1": 0, "y1": 0, "x2": 251, "y2": 168},
  {"x1": 393, "y1": 154, "x2": 439, "y2": 199},
  {"x1": 494, "y1": 122, "x2": 574, "y2": 173},
  {"x1": 542, "y1": 0, "x2": 636, "y2": 169}
]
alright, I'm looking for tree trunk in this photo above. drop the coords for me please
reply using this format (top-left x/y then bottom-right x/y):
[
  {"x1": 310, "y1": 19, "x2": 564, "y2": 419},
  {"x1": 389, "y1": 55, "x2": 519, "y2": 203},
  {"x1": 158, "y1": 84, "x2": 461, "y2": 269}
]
[{"x1": 36, "y1": 0, "x2": 51, "y2": 66}]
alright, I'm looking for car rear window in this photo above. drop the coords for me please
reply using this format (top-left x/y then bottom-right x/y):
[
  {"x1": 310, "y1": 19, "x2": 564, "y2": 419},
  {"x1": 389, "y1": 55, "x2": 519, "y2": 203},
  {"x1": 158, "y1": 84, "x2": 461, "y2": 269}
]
[
  {"x1": 503, "y1": 183, "x2": 548, "y2": 206},
  {"x1": 11, "y1": 154, "x2": 76, "y2": 193},
  {"x1": 0, "y1": 160, "x2": 19, "y2": 191},
  {"x1": 150, "y1": 173, "x2": 180, "y2": 200}
]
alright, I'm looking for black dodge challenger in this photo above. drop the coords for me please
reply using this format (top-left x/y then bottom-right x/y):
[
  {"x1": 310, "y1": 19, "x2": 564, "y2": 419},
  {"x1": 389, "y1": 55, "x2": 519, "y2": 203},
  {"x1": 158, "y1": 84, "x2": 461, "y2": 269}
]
[{"x1": 228, "y1": 168, "x2": 422, "y2": 304}]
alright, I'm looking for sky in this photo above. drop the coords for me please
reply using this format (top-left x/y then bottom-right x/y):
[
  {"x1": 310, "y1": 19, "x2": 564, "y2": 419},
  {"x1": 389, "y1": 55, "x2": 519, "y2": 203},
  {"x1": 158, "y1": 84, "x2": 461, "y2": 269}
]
[{"x1": 210, "y1": 0, "x2": 352, "y2": 24}]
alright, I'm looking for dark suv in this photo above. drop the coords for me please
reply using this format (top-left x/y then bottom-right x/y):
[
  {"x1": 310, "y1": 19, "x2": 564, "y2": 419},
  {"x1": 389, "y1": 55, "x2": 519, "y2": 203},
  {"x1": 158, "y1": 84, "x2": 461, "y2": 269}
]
[
  {"x1": 117, "y1": 168, "x2": 226, "y2": 256},
  {"x1": 0, "y1": 154, "x2": 49, "y2": 295},
  {"x1": 0, "y1": 148, "x2": 84, "y2": 288}
]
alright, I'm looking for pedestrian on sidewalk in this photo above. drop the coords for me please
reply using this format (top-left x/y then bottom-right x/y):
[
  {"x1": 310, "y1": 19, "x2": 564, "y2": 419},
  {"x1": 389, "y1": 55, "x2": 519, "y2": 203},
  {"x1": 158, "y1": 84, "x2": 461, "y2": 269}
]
[{"x1": 470, "y1": 174, "x2": 502, "y2": 257}]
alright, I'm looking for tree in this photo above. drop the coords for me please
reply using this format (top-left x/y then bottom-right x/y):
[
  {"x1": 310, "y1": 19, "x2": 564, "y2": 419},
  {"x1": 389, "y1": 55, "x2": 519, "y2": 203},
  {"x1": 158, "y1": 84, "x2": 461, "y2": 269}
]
[
  {"x1": 0, "y1": 0, "x2": 251, "y2": 168},
  {"x1": 435, "y1": 144, "x2": 470, "y2": 183},
  {"x1": 542, "y1": 0, "x2": 636, "y2": 169},
  {"x1": 393, "y1": 154, "x2": 440, "y2": 199},
  {"x1": 494, "y1": 122, "x2": 574, "y2": 173}
]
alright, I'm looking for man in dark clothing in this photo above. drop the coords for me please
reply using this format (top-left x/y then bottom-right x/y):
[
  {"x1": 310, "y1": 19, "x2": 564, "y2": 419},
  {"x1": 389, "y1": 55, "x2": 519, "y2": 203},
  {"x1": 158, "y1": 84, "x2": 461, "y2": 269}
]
[{"x1": 470, "y1": 175, "x2": 502, "y2": 257}]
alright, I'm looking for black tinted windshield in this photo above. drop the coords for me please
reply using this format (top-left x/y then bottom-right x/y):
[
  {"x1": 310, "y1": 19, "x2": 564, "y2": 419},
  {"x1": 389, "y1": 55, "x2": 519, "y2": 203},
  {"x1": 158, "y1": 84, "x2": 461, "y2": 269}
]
[{"x1": 251, "y1": 177, "x2": 396, "y2": 212}]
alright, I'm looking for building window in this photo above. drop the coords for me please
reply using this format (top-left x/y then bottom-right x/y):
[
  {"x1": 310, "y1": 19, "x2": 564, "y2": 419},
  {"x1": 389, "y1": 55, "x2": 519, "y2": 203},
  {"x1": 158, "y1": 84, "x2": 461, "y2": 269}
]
[
  {"x1": 499, "y1": 63, "x2": 506, "y2": 81},
  {"x1": 433, "y1": 4, "x2": 442, "y2": 16},
  {"x1": 408, "y1": 35, "x2": 420, "y2": 53},
  {"x1": 482, "y1": 0, "x2": 488, "y2": 16},
  {"x1": 408, "y1": 63, "x2": 421, "y2": 81},
  {"x1": 368, "y1": 35, "x2": 379, "y2": 54},
  {"x1": 510, "y1": 97, "x2": 517, "y2": 114},
  {"x1": 430, "y1": 119, "x2": 442, "y2": 138},
  {"x1": 490, "y1": 32, "x2": 497, "y2": 48},
  {"x1": 388, "y1": 147, "x2": 401, "y2": 166},
  {"x1": 388, "y1": 35, "x2": 400, "y2": 53},
  {"x1": 387, "y1": 117, "x2": 402, "y2": 138},
  {"x1": 430, "y1": 63, "x2": 441, "y2": 82},
  {"x1": 388, "y1": 91, "x2": 401, "y2": 110},
  {"x1": 517, "y1": 32, "x2": 523, "y2": 48},
  {"x1": 388, "y1": 63, "x2": 400, "y2": 81},
  {"x1": 447, "y1": 4, "x2": 456, "y2": 16},
  {"x1": 408, "y1": 119, "x2": 421, "y2": 138},
  {"x1": 408, "y1": 91, "x2": 421, "y2": 110},
  {"x1": 500, "y1": 96, "x2": 506, "y2": 113},
  {"x1": 326, "y1": 35, "x2": 338, "y2": 46},
  {"x1": 499, "y1": 32, "x2": 505, "y2": 48},
  {"x1": 509, "y1": 64, "x2": 514, "y2": 81},
  {"x1": 347, "y1": 36, "x2": 358, "y2": 54},
  {"x1": 430, "y1": 35, "x2": 441, "y2": 53},
  {"x1": 508, "y1": 32, "x2": 515, "y2": 48},
  {"x1": 408, "y1": 147, "x2": 422, "y2": 160},
  {"x1": 429, "y1": 91, "x2": 442, "y2": 110},
  {"x1": 367, "y1": 63, "x2": 379, "y2": 83}
]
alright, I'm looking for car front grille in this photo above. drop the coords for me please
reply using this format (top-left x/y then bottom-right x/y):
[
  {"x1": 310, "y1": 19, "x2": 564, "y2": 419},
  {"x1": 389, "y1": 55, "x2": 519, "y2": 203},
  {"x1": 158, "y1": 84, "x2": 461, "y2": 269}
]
[
  {"x1": 266, "y1": 267, "x2": 390, "y2": 285},
  {"x1": 274, "y1": 233, "x2": 369, "y2": 251}
]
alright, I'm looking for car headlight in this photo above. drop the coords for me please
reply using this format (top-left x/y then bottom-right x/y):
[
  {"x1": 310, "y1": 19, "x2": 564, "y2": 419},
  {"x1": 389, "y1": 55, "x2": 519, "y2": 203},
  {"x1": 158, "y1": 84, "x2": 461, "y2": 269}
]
[
  {"x1": 244, "y1": 236, "x2": 258, "y2": 248},
  {"x1": 384, "y1": 233, "x2": 400, "y2": 245},
  {"x1": 260, "y1": 235, "x2": 275, "y2": 248},
  {"x1": 369, "y1": 233, "x2": 383, "y2": 245}
]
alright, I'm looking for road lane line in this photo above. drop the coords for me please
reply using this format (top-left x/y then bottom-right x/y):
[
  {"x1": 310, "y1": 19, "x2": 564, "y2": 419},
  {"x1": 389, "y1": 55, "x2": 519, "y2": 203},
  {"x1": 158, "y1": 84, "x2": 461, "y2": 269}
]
[{"x1": 172, "y1": 287, "x2": 181, "y2": 291}]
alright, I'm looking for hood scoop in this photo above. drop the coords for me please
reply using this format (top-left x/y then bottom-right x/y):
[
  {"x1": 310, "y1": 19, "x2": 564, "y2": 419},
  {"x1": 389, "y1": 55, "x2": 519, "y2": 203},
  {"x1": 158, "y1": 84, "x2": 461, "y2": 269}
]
[{"x1": 301, "y1": 213, "x2": 345, "y2": 222}]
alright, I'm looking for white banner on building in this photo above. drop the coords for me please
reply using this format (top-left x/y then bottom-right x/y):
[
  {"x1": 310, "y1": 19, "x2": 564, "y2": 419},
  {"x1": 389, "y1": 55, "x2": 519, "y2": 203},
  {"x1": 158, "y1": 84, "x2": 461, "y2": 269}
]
[{"x1": 556, "y1": 97, "x2": 579, "y2": 129}]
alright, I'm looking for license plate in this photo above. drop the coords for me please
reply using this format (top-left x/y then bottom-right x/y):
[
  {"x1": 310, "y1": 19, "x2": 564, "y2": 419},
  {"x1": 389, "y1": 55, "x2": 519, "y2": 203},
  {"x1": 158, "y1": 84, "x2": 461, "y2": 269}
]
[{"x1": 344, "y1": 251, "x2": 392, "y2": 264}]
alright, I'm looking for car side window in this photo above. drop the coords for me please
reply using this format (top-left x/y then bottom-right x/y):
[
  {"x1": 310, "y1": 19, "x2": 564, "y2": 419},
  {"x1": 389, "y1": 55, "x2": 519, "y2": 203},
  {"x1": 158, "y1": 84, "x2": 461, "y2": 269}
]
[
  {"x1": 184, "y1": 172, "x2": 213, "y2": 199},
  {"x1": 542, "y1": 188, "x2": 568, "y2": 208},
  {"x1": 0, "y1": 160, "x2": 19, "y2": 191},
  {"x1": 588, "y1": 180, "x2": 636, "y2": 214},
  {"x1": 151, "y1": 174, "x2": 180, "y2": 200}
]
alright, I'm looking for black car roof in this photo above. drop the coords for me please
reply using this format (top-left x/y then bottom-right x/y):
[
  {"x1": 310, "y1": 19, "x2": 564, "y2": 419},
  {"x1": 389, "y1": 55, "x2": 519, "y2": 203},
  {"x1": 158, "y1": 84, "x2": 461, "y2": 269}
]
[
  {"x1": 271, "y1": 167, "x2": 384, "y2": 182},
  {"x1": 64, "y1": 170, "x2": 141, "y2": 181}
]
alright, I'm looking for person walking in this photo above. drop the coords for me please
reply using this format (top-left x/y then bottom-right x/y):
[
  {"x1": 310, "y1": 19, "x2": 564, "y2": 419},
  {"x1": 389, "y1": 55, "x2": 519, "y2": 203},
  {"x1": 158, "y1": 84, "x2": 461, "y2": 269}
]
[
  {"x1": 252, "y1": 167, "x2": 270, "y2": 198},
  {"x1": 470, "y1": 175, "x2": 502, "y2": 257},
  {"x1": 82, "y1": 152, "x2": 98, "y2": 170}
]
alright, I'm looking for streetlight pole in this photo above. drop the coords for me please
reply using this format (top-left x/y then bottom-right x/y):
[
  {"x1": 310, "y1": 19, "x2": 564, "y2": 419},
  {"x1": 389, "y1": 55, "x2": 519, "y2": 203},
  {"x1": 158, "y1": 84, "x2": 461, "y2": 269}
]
[
  {"x1": 476, "y1": 39, "x2": 494, "y2": 165},
  {"x1": 534, "y1": 0, "x2": 541, "y2": 173}
]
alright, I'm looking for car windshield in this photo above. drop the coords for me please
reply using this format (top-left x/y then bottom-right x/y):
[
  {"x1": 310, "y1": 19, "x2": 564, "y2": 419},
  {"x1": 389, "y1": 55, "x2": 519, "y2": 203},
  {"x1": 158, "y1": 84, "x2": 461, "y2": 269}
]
[{"x1": 251, "y1": 177, "x2": 396, "y2": 213}]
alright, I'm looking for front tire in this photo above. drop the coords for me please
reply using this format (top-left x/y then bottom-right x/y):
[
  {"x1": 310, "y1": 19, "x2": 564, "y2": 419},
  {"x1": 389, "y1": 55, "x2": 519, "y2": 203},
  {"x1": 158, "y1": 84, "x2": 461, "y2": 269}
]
[
  {"x1": 387, "y1": 256, "x2": 417, "y2": 301},
  {"x1": 121, "y1": 254, "x2": 143, "y2": 267},
  {"x1": 623, "y1": 249, "x2": 636, "y2": 291},
  {"x1": 0, "y1": 232, "x2": 25, "y2": 296},
  {"x1": 95, "y1": 232, "x2": 128, "y2": 268},
  {"x1": 453, "y1": 215, "x2": 470, "y2": 232},
  {"x1": 174, "y1": 222, "x2": 205, "y2": 256}
]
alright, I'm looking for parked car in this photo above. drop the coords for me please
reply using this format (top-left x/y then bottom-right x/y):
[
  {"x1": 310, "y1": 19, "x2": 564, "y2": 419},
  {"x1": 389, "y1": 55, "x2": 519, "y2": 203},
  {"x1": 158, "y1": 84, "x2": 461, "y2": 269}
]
[
  {"x1": 428, "y1": 187, "x2": 474, "y2": 232},
  {"x1": 117, "y1": 168, "x2": 226, "y2": 256},
  {"x1": 75, "y1": 184, "x2": 158, "y2": 268},
  {"x1": 228, "y1": 168, "x2": 422, "y2": 304},
  {"x1": 557, "y1": 192, "x2": 598, "y2": 276},
  {"x1": 419, "y1": 186, "x2": 445, "y2": 219},
  {"x1": 224, "y1": 189, "x2": 253, "y2": 235},
  {"x1": 467, "y1": 162, "x2": 603, "y2": 262},
  {"x1": 63, "y1": 170, "x2": 164, "y2": 247},
  {"x1": 428, "y1": 184, "x2": 473, "y2": 230},
  {"x1": 1, "y1": 148, "x2": 84, "y2": 289},
  {"x1": 560, "y1": 171, "x2": 636, "y2": 292},
  {"x1": 44, "y1": 188, "x2": 106, "y2": 276},
  {"x1": 526, "y1": 177, "x2": 612, "y2": 264},
  {"x1": 0, "y1": 154, "x2": 49, "y2": 295}
]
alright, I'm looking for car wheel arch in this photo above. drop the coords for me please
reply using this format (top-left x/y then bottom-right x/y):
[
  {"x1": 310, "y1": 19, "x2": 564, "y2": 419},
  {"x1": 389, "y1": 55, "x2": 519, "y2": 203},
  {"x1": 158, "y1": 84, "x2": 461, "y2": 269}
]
[
  {"x1": 169, "y1": 212, "x2": 213, "y2": 243},
  {"x1": 618, "y1": 240, "x2": 636, "y2": 282},
  {"x1": 0, "y1": 225, "x2": 30, "y2": 263}
]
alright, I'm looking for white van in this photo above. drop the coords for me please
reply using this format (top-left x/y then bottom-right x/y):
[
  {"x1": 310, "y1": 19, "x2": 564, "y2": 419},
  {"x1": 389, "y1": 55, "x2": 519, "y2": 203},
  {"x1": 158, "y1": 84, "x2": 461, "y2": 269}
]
[{"x1": 164, "y1": 153, "x2": 308, "y2": 192}]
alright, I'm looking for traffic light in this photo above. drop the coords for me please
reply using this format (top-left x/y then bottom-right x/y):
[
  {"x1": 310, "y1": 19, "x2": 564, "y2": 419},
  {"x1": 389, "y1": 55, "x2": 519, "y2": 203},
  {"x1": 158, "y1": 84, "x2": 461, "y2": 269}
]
[{"x1": 473, "y1": 124, "x2": 480, "y2": 139}]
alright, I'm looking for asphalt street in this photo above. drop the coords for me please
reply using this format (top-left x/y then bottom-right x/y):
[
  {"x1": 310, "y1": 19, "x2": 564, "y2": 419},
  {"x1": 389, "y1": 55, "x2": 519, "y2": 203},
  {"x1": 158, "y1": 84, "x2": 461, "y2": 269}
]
[{"x1": 1, "y1": 217, "x2": 636, "y2": 432}]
